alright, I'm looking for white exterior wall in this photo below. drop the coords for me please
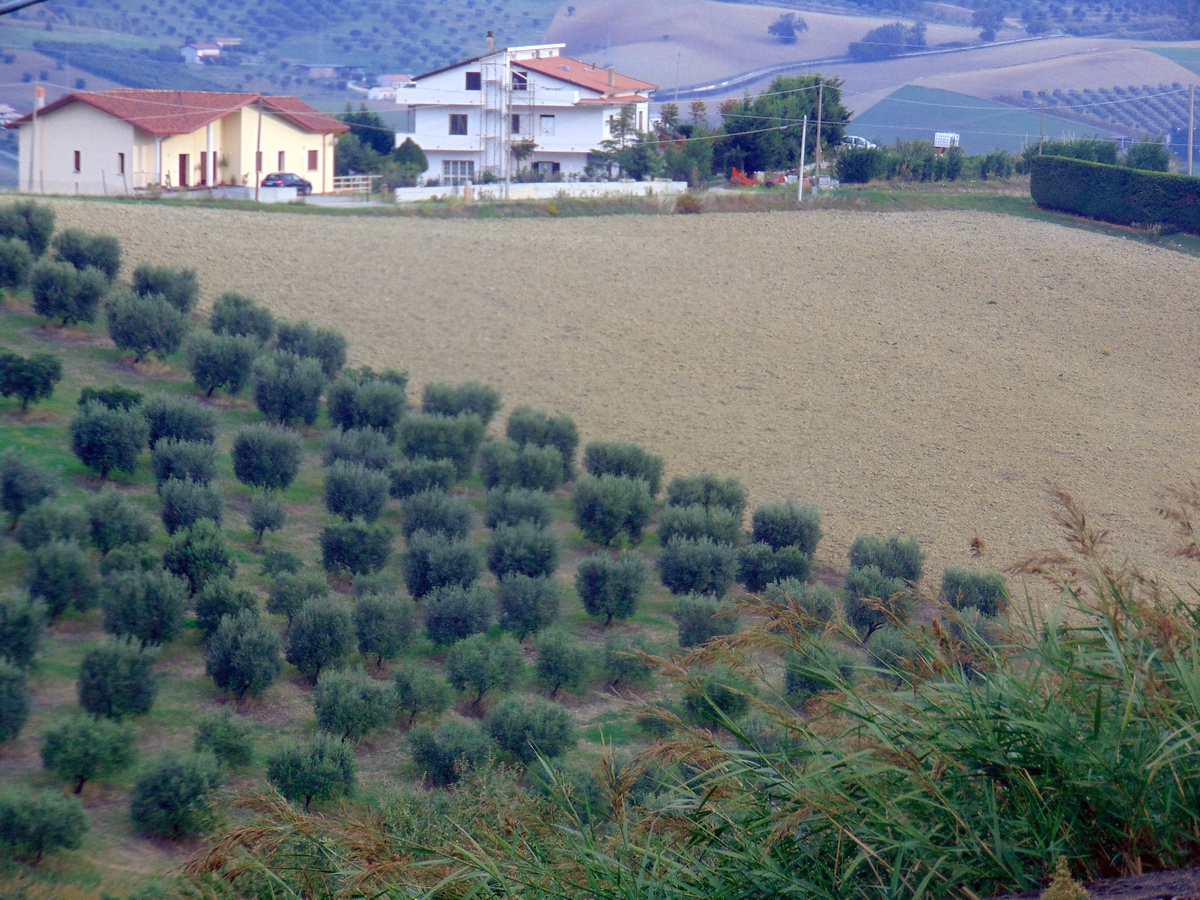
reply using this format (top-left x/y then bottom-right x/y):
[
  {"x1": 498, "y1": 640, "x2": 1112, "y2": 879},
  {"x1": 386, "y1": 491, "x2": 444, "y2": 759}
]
[{"x1": 16, "y1": 103, "x2": 137, "y2": 194}]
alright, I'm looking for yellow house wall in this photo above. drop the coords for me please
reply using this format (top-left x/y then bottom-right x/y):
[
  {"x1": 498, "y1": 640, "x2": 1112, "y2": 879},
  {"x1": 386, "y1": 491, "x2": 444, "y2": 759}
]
[{"x1": 230, "y1": 107, "x2": 336, "y2": 193}]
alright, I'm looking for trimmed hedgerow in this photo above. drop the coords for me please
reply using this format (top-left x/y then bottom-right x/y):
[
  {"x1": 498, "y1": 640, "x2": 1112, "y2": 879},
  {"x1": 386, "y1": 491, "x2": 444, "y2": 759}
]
[
  {"x1": 665, "y1": 473, "x2": 746, "y2": 517},
  {"x1": 750, "y1": 500, "x2": 822, "y2": 554},
  {"x1": 737, "y1": 542, "x2": 812, "y2": 592},
  {"x1": 572, "y1": 474, "x2": 653, "y2": 546},
  {"x1": 583, "y1": 441, "x2": 665, "y2": 497},
  {"x1": 940, "y1": 567, "x2": 1007, "y2": 617},
  {"x1": 404, "y1": 530, "x2": 482, "y2": 599},
  {"x1": 658, "y1": 503, "x2": 743, "y2": 547},
  {"x1": 848, "y1": 533, "x2": 925, "y2": 584},
  {"x1": 422, "y1": 381, "x2": 501, "y2": 424},
  {"x1": 485, "y1": 487, "x2": 554, "y2": 530},
  {"x1": 399, "y1": 413, "x2": 485, "y2": 479},
  {"x1": 389, "y1": 457, "x2": 457, "y2": 499},
  {"x1": 478, "y1": 440, "x2": 565, "y2": 492},
  {"x1": 401, "y1": 490, "x2": 474, "y2": 541},
  {"x1": 506, "y1": 405, "x2": 578, "y2": 479},
  {"x1": 487, "y1": 522, "x2": 559, "y2": 580}
]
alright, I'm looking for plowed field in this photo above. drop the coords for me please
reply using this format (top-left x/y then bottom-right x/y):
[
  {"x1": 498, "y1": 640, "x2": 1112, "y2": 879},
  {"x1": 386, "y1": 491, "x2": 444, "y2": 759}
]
[{"x1": 45, "y1": 201, "x2": 1200, "y2": 598}]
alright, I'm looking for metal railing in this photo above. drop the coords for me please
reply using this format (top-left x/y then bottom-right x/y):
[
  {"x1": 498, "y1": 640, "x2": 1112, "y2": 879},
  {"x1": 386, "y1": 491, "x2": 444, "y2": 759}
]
[{"x1": 331, "y1": 175, "x2": 381, "y2": 195}]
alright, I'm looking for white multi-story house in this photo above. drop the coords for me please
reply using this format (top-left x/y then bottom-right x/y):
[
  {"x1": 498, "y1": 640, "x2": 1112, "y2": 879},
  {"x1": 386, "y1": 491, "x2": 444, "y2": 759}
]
[{"x1": 396, "y1": 39, "x2": 656, "y2": 185}]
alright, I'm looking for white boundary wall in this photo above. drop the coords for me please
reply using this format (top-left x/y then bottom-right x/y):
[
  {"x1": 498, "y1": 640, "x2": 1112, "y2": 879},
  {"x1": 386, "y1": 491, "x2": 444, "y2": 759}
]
[{"x1": 394, "y1": 180, "x2": 688, "y2": 203}]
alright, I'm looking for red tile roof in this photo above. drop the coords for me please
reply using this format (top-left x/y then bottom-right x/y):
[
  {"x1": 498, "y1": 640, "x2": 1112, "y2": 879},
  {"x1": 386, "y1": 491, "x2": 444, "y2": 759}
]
[
  {"x1": 7, "y1": 90, "x2": 349, "y2": 135},
  {"x1": 516, "y1": 55, "x2": 656, "y2": 95}
]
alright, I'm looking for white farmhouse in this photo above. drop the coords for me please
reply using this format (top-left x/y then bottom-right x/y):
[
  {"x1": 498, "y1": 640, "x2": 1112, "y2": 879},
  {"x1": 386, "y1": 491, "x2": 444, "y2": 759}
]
[{"x1": 396, "y1": 38, "x2": 656, "y2": 185}]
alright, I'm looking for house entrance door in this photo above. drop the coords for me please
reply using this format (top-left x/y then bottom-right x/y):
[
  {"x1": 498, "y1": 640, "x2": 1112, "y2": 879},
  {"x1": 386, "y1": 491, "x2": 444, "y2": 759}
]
[{"x1": 179, "y1": 154, "x2": 189, "y2": 188}]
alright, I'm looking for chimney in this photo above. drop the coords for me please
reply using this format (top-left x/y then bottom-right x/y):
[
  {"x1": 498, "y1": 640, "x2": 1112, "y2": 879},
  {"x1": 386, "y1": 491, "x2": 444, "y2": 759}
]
[
  {"x1": 486, "y1": 30, "x2": 494, "y2": 54},
  {"x1": 607, "y1": 66, "x2": 615, "y2": 88},
  {"x1": 35, "y1": 86, "x2": 45, "y2": 109}
]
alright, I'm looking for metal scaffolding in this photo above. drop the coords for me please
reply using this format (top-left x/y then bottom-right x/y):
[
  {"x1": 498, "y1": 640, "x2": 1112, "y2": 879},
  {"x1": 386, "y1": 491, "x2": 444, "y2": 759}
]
[{"x1": 480, "y1": 53, "x2": 536, "y2": 196}]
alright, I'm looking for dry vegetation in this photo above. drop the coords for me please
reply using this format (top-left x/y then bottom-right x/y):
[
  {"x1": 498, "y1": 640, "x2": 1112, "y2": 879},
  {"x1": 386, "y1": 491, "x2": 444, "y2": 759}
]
[{"x1": 40, "y1": 200, "x2": 1200, "y2": 602}]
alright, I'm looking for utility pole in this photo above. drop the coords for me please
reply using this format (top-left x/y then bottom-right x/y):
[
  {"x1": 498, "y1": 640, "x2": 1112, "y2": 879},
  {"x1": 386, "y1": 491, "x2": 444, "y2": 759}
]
[
  {"x1": 254, "y1": 96, "x2": 263, "y2": 203},
  {"x1": 1039, "y1": 91, "x2": 1045, "y2": 155},
  {"x1": 1190, "y1": 83, "x2": 1195, "y2": 177},
  {"x1": 798, "y1": 115, "x2": 807, "y2": 204},
  {"x1": 813, "y1": 80, "x2": 823, "y2": 197}
]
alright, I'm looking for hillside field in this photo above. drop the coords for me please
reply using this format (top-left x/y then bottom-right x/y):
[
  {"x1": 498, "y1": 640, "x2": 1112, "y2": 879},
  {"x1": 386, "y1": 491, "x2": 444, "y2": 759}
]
[{"x1": 41, "y1": 199, "x2": 1200, "y2": 599}]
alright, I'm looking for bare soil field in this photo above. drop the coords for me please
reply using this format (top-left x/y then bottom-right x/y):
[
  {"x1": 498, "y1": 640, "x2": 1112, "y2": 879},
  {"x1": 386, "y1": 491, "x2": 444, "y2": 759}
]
[{"x1": 43, "y1": 200, "x2": 1200, "y2": 602}]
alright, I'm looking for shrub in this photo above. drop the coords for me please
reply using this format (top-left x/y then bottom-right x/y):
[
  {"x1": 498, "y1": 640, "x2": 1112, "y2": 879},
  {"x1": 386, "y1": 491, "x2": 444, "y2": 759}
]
[
  {"x1": 193, "y1": 575, "x2": 258, "y2": 640},
  {"x1": 408, "y1": 717, "x2": 491, "y2": 786},
  {"x1": 260, "y1": 548, "x2": 302, "y2": 578},
  {"x1": 266, "y1": 735, "x2": 356, "y2": 812},
  {"x1": 14, "y1": 499, "x2": 87, "y2": 551},
  {"x1": 940, "y1": 567, "x2": 1007, "y2": 617},
  {"x1": 401, "y1": 489, "x2": 474, "y2": 540},
  {"x1": 266, "y1": 572, "x2": 330, "y2": 624},
  {"x1": 761, "y1": 578, "x2": 838, "y2": 627},
  {"x1": 314, "y1": 668, "x2": 394, "y2": 741},
  {"x1": 506, "y1": 405, "x2": 578, "y2": 479},
  {"x1": 0, "y1": 662, "x2": 29, "y2": 743},
  {"x1": 105, "y1": 291, "x2": 188, "y2": 362},
  {"x1": 325, "y1": 428, "x2": 393, "y2": 471},
  {"x1": 573, "y1": 474, "x2": 653, "y2": 546},
  {"x1": 158, "y1": 477, "x2": 223, "y2": 535},
  {"x1": 674, "y1": 191, "x2": 703, "y2": 214},
  {"x1": 487, "y1": 522, "x2": 558, "y2": 580},
  {"x1": 603, "y1": 631, "x2": 656, "y2": 688},
  {"x1": 100, "y1": 544, "x2": 157, "y2": 577},
  {"x1": 784, "y1": 642, "x2": 857, "y2": 703},
  {"x1": 70, "y1": 401, "x2": 147, "y2": 478},
  {"x1": 478, "y1": 440, "x2": 565, "y2": 491},
  {"x1": 487, "y1": 695, "x2": 576, "y2": 764},
  {"x1": 422, "y1": 380, "x2": 501, "y2": 424},
  {"x1": 41, "y1": 713, "x2": 135, "y2": 794},
  {"x1": 53, "y1": 228, "x2": 121, "y2": 281},
  {"x1": 252, "y1": 350, "x2": 327, "y2": 427},
  {"x1": 389, "y1": 457, "x2": 456, "y2": 499},
  {"x1": 0, "y1": 788, "x2": 87, "y2": 864},
  {"x1": 185, "y1": 331, "x2": 257, "y2": 396},
  {"x1": 0, "y1": 448, "x2": 57, "y2": 526},
  {"x1": 658, "y1": 503, "x2": 743, "y2": 547},
  {"x1": 142, "y1": 394, "x2": 216, "y2": 448},
  {"x1": 0, "y1": 350, "x2": 62, "y2": 411},
  {"x1": 132, "y1": 263, "x2": 198, "y2": 313},
  {"x1": 101, "y1": 568, "x2": 188, "y2": 647},
  {"x1": 484, "y1": 487, "x2": 553, "y2": 529},
  {"x1": 78, "y1": 383, "x2": 142, "y2": 411},
  {"x1": 248, "y1": 492, "x2": 286, "y2": 542},
  {"x1": 320, "y1": 521, "x2": 395, "y2": 576},
  {"x1": 658, "y1": 536, "x2": 737, "y2": 597},
  {"x1": 835, "y1": 146, "x2": 883, "y2": 183},
  {"x1": 287, "y1": 596, "x2": 355, "y2": 681},
  {"x1": 533, "y1": 628, "x2": 591, "y2": 698},
  {"x1": 275, "y1": 319, "x2": 347, "y2": 379},
  {"x1": 399, "y1": 413, "x2": 486, "y2": 479},
  {"x1": 326, "y1": 371, "x2": 407, "y2": 436},
  {"x1": 30, "y1": 258, "x2": 107, "y2": 325},
  {"x1": 674, "y1": 593, "x2": 736, "y2": 648},
  {"x1": 0, "y1": 200, "x2": 54, "y2": 256},
  {"x1": 425, "y1": 584, "x2": 495, "y2": 646},
  {"x1": 0, "y1": 236, "x2": 32, "y2": 298},
  {"x1": 866, "y1": 625, "x2": 922, "y2": 682},
  {"x1": 576, "y1": 553, "x2": 646, "y2": 625},
  {"x1": 205, "y1": 610, "x2": 283, "y2": 700},
  {"x1": 151, "y1": 438, "x2": 216, "y2": 487},
  {"x1": 353, "y1": 591, "x2": 416, "y2": 665},
  {"x1": 78, "y1": 639, "x2": 157, "y2": 719},
  {"x1": 195, "y1": 709, "x2": 254, "y2": 768},
  {"x1": 737, "y1": 542, "x2": 812, "y2": 592},
  {"x1": 750, "y1": 500, "x2": 822, "y2": 554},
  {"x1": 393, "y1": 666, "x2": 452, "y2": 725},
  {"x1": 0, "y1": 593, "x2": 44, "y2": 668},
  {"x1": 27, "y1": 540, "x2": 100, "y2": 619},
  {"x1": 584, "y1": 441, "x2": 665, "y2": 496},
  {"x1": 681, "y1": 665, "x2": 753, "y2": 727},
  {"x1": 130, "y1": 751, "x2": 221, "y2": 839},
  {"x1": 210, "y1": 291, "x2": 275, "y2": 343},
  {"x1": 848, "y1": 533, "x2": 925, "y2": 584},
  {"x1": 497, "y1": 573, "x2": 561, "y2": 638},
  {"x1": 666, "y1": 473, "x2": 746, "y2": 517},
  {"x1": 444, "y1": 631, "x2": 522, "y2": 700},
  {"x1": 231, "y1": 424, "x2": 303, "y2": 494},
  {"x1": 324, "y1": 460, "x2": 389, "y2": 522},
  {"x1": 843, "y1": 565, "x2": 912, "y2": 637},
  {"x1": 163, "y1": 518, "x2": 236, "y2": 596}
]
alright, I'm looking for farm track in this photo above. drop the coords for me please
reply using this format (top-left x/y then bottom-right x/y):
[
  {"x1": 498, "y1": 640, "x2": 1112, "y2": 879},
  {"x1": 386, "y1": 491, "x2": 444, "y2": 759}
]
[{"x1": 44, "y1": 199, "x2": 1200, "y2": 602}]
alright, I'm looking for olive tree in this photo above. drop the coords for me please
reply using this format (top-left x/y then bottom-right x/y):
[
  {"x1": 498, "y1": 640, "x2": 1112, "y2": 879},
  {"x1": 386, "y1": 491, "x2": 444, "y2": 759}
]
[
  {"x1": 0, "y1": 788, "x2": 87, "y2": 864},
  {"x1": 204, "y1": 610, "x2": 283, "y2": 701},
  {"x1": 130, "y1": 751, "x2": 222, "y2": 839},
  {"x1": 70, "y1": 401, "x2": 148, "y2": 479},
  {"x1": 105, "y1": 291, "x2": 189, "y2": 362},
  {"x1": 266, "y1": 734, "x2": 356, "y2": 812},
  {"x1": 313, "y1": 668, "x2": 393, "y2": 742},
  {"x1": 101, "y1": 568, "x2": 188, "y2": 647},
  {"x1": 231, "y1": 424, "x2": 303, "y2": 493},
  {"x1": 0, "y1": 448, "x2": 57, "y2": 527},
  {"x1": 78, "y1": 639, "x2": 157, "y2": 720},
  {"x1": 286, "y1": 597, "x2": 354, "y2": 681},
  {"x1": 0, "y1": 350, "x2": 62, "y2": 412},
  {"x1": 41, "y1": 713, "x2": 136, "y2": 794}
]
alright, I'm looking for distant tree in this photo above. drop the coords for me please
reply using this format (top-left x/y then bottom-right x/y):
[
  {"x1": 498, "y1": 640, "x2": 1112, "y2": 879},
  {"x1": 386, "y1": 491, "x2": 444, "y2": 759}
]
[
  {"x1": 275, "y1": 319, "x2": 347, "y2": 379},
  {"x1": 848, "y1": 533, "x2": 924, "y2": 584},
  {"x1": 327, "y1": 369, "x2": 408, "y2": 436},
  {"x1": 78, "y1": 383, "x2": 143, "y2": 411},
  {"x1": 204, "y1": 610, "x2": 283, "y2": 701},
  {"x1": 848, "y1": 20, "x2": 927, "y2": 59},
  {"x1": 324, "y1": 460, "x2": 390, "y2": 522},
  {"x1": 86, "y1": 490, "x2": 153, "y2": 555},
  {"x1": 424, "y1": 584, "x2": 495, "y2": 646},
  {"x1": 674, "y1": 593, "x2": 736, "y2": 648},
  {"x1": 506, "y1": 405, "x2": 578, "y2": 479},
  {"x1": 971, "y1": 5, "x2": 1004, "y2": 41},
  {"x1": 30, "y1": 258, "x2": 108, "y2": 325},
  {"x1": 313, "y1": 668, "x2": 393, "y2": 741},
  {"x1": 77, "y1": 639, "x2": 157, "y2": 719},
  {"x1": 194, "y1": 709, "x2": 255, "y2": 768},
  {"x1": 583, "y1": 441, "x2": 665, "y2": 496},
  {"x1": 101, "y1": 567, "x2": 188, "y2": 647},
  {"x1": 252, "y1": 350, "x2": 327, "y2": 427},
  {"x1": 843, "y1": 565, "x2": 912, "y2": 638},
  {"x1": 0, "y1": 200, "x2": 55, "y2": 256},
  {"x1": 14, "y1": 500, "x2": 87, "y2": 551},
  {"x1": 0, "y1": 350, "x2": 61, "y2": 411},
  {"x1": 393, "y1": 665, "x2": 452, "y2": 725},
  {"x1": 403, "y1": 530, "x2": 480, "y2": 598},
  {"x1": 0, "y1": 237, "x2": 33, "y2": 299},
  {"x1": 142, "y1": 394, "x2": 216, "y2": 448},
  {"x1": 186, "y1": 331, "x2": 258, "y2": 396},
  {"x1": 324, "y1": 427, "x2": 393, "y2": 471},
  {"x1": 151, "y1": 438, "x2": 216, "y2": 488},
  {"x1": 286, "y1": 596, "x2": 354, "y2": 681},
  {"x1": 53, "y1": 228, "x2": 121, "y2": 281},
  {"x1": 210, "y1": 291, "x2": 275, "y2": 344},
  {"x1": 0, "y1": 449, "x2": 57, "y2": 527},
  {"x1": 572, "y1": 475, "x2": 653, "y2": 546},
  {"x1": 422, "y1": 381, "x2": 501, "y2": 424},
  {"x1": 751, "y1": 500, "x2": 822, "y2": 554},
  {"x1": 393, "y1": 136, "x2": 429, "y2": 172},
  {"x1": 69, "y1": 401, "x2": 148, "y2": 479},
  {"x1": 399, "y1": 413, "x2": 486, "y2": 479},
  {"x1": 26, "y1": 540, "x2": 101, "y2": 619},
  {"x1": 658, "y1": 536, "x2": 737, "y2": 597},
  {"x1": 487, "y1": 522, "x2": 559, "y2": 580},
  {"x1": 248, "y1": 492, "x2": 286, "y2": 543},
  {"x1": 193, "y1": 575, "x2": 258, "y2": 640},
  {"x1": 158, "y1": 477, "x2": 223, "y2": 535},
  {"x1": 486, "y1": 695, "x2": 576, "y2": 764},
  {"x1": 408, "y1": 717, "x2": 492, "y2": 786},
  {"x1": 105, "y1": 291, "x2": 189, "y2": 362},
  {"x1": 41, "y1": 714, "x2": 136, "y2": 794},
  {"x1": 231, "y1": 425, "x2": 303, "y2": 493},
  {"x1": 602, "y1": 630, "x2": 655, "y2": 688},
  {"x1": 719, "y1": 75, "x2": 846, "y2": 173},
  {"x1": 767, "y1": 12, "x2": 807, "y2": 43},
  {"x1": 0, "y1": 593, "x2": 44, "y2": 669},
  {"x1": 353, "y1": 592, "x2": 417, "y2": 666},
  {"x1": 266, "y1": 734, "x2": 356, "y2": 811},
  {"x1": 496, "y1": 573, "x2": 561, "y2": 639},
  {"x1": 576, "y1": 553, "x2": 647, "y2": 625},
  {"x1": 267, "y1": 571, "x2": 330, "y2": 625},
  {"x1": 340, "y1": 103, "x2": 396, "y2": 156},
  {"x1": 321, "y1": 521, "x2": 395, "y2": 576},
  {"x1": 132, "y1": 263, "x2": 199, "y2": 314},
  {"x1": 130, "y1": 751, "x2": 221, "y2": 839},
  {"x1": 163, "y1": 518, "x2": 236, "y2": 596},
  {"x1": 444, "y1": 632, "x2": 523, "y2": 702},
  {"x1": 534, "y1": 628, "x2": 591, "y2": 698},
  {"x1": 0, "y1": 662, "x2": 29, "y2": 743},
  {"x1": 0, "y1": 788, "x2": 87, "y2": 864},
  {"x1": 1126, "y1": 137, "x2": 1170, "y2": 172}
]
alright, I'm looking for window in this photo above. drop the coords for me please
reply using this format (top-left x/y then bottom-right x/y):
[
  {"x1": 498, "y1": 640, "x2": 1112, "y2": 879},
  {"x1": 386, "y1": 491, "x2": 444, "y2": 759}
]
[
  {"x1": 539, "y1": 114, "x2": 555, "y2": 136},
  {"x1": 511, "y1": 114, "x2": 521, "y2": 134},
  {"x1": 442, "y1": 160, "x2": 475, "y2": 186},
  {"x1": 512, "y1": 71, "x2": 527, "y2": 91},
  {"x1": 117, "y1": 152, "x2": 125, "y2": 175},
  {"x1": 533, "y1": 161, "x2": 560, "y2": 174},
  {"x1": 277, "y1": 151, "x2": 286, "y2": 171},
  {"x1": 449, "y1": 114, "x2": 468, "y2": 135},
  {"x1": 73, "y1": 150, "x2": 80, "y2": 173},
  {"x1": 465, "y1": 71, "x2": 481, "y2": 91},
  {"x1": 308, "y1": 149, "x2": 319, "y2": 171}
]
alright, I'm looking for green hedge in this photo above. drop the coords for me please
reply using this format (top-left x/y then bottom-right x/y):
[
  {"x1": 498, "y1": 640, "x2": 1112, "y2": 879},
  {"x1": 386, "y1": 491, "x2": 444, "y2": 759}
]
[{"x1": 1030, "y1": 155, "x2": 1200, "y2": 234}]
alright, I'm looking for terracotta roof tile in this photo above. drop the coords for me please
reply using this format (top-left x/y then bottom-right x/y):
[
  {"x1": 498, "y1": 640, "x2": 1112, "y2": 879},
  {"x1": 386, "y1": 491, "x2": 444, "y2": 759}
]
[{"x1": 516, "y1": 55, "x2": 656, "y2": 95}]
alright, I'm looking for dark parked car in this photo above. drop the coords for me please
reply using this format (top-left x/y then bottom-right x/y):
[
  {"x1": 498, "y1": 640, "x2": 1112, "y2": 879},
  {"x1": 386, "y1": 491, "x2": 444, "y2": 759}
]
[{"x1": 261, "y1": 172, "x2": 312, "y2": 195}]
